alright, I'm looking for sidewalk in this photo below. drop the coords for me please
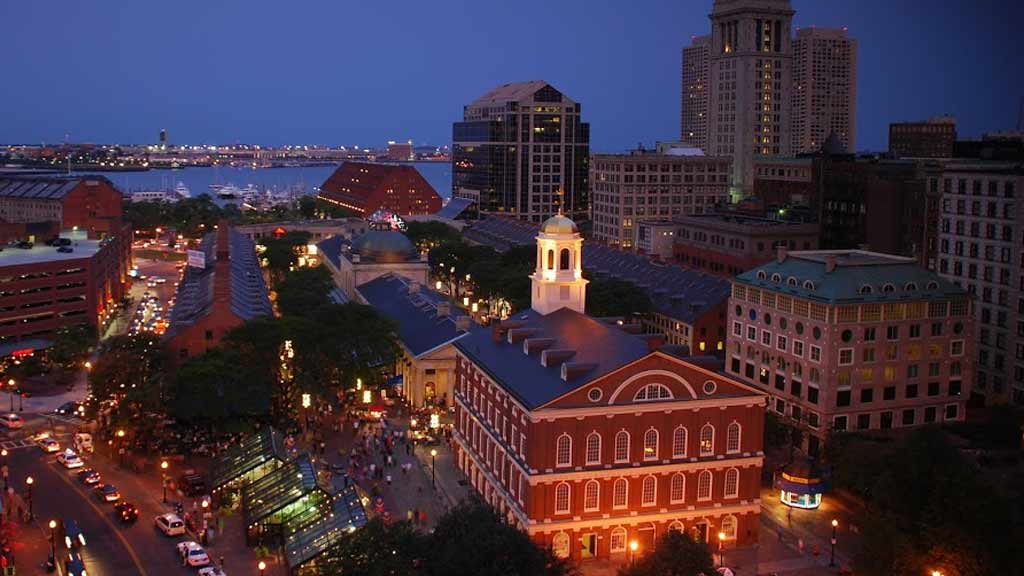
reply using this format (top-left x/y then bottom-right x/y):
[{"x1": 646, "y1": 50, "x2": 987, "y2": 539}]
[{"x1": 759, "y1": 487, "x2": 858, "y2": 572}]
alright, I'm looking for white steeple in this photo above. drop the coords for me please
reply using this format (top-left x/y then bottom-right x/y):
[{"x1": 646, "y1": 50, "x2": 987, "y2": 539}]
[{"x1": 530, "y1": 207, "x2": 588, "y2": 315}]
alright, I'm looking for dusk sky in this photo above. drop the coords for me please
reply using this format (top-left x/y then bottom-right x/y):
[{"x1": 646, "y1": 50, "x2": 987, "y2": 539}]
[{"x1": 1, "y1": 0, "x2": 1020, "y2": 151}]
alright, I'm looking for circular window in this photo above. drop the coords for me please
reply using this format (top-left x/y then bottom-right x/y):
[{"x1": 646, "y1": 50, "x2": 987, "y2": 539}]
[
  {"x1": 587, "y1": 388, "x2": 603, "y2": 402},
  {"x1": 748, "y1": 309, "x2": 757, "y2": 321},
  {"x1": 795, "y1": 322, "x2": 804, "y2": 335},
  {"x1": 779, "y1": 317, "x2": 788, "y2": 330},
  {"x1": 953, "y1": 322, "x2": 963, "y2": 335},
  {"x1": 812, "y1": 327, "x2": 822, "y2": 340},
  {"x1": 735, "y1": 305, "x2": 742, "y2": 316},
  {"x1": 702, "y1": 380, "x2": 717, "y2": 395},
  {"x1": 841, "y1": 330, "x2": 853, "y2": 342},
  {"x1": 764, "y1": 313, "x2": 772, "y2": 326}
]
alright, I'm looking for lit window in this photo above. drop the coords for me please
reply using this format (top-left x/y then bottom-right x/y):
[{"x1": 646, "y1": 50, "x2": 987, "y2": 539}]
[
  {"x1": 610, "y1": 527, "x2": 627, "y2": 552},
  {"x1": 700, "y1": 424, "x2": 715, "y2": 456},
  {"x1": 643, "y1": 428, "x2": 659, "y2": 460},
  {"x1": 552, "y1": 532, "x2": 570, "y2": 558},
  {"x1": 721, "y1": 515, "x2": 737, "y2": 539}
]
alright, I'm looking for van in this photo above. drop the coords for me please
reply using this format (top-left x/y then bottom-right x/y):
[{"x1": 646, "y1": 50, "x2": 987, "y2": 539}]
[{"x1": 74, "y1": 433, "x2": 93, "y2": 453}]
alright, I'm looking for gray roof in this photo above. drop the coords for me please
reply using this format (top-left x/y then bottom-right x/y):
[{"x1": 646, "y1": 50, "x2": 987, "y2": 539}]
[
  {"x1": 463, "y1": 217, "x2": 730, "y2": 324},
  {"x1": 165, "y1": 229, "x2": 272, "y2": 339},
  {"x1": 454, "y1": 307, "x2": 652, "y2": 409},
  {"x1": 0, "y1": 176, "x2": 85, "y2": 200},
  {"x1": 435, "y1": 197, "x2": 474, "y2": 219},
  {"x1": 317, "y1": 235, "x2": 347, "y2": 269},
  {"x1": 469, "y1": 81, "x2": 558, "y2": 107},
  {"x1": 357, "y1": 273, "x2": 468, "y2": 357},
  {"x1": 735, "y1": 250, "x2": 968, "y2": 304}
]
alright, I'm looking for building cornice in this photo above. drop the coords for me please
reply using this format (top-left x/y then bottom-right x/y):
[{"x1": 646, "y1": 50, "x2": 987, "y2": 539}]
[
  {"x1": 527, "y1": 501, "x2": 761, "y2": 534},
  {"x1": 529, "y1": 455, "x2": 764, "y2": 485}
]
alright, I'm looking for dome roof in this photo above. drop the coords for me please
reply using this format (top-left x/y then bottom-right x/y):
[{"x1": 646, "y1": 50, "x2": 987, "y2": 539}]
[
  {"x1": 350, "y1": 230, "x2": 418, "y2": 264},
  {"x1": 540, "y1": 214, "x2": 578, "y2": 235}
]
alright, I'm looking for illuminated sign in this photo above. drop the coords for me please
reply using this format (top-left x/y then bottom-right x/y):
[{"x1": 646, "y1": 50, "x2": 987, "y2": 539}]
[{"x1": 186, "y1": 250, "x2": 206, "y2": 269}]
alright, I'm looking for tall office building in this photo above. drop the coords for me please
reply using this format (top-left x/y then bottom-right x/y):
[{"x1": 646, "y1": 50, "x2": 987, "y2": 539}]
[
  {"x1": 706, "y1": 0, "x2": 795, "y2": 198},
  {"x1": 791, "y1": 27, "x2": 858, "y2": 154},
  {"x1": 681, "y1": 35, "x2": 711, "y2": 150},
  {"x1": 452, "y1": 81, "x2": 590, "y2": 222}
]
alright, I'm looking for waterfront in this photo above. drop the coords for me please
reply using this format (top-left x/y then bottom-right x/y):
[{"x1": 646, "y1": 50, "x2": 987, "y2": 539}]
[{"x1": 77, "y1": 161, "x2": 453, "y2": 202}]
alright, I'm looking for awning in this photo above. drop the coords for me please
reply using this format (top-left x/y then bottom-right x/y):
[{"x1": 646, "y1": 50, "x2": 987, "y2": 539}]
[
  {"x1": 242, "y1": 454, "x2": 320, "y2": 526},
  {"x1": 780, "y1": 478, "x2": 825, "y2": 496}
]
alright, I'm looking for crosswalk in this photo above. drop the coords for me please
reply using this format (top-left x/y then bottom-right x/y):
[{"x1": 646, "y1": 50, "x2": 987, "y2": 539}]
[{"x1": 0, "y1": 438, "x2": 35, "y2": 451}]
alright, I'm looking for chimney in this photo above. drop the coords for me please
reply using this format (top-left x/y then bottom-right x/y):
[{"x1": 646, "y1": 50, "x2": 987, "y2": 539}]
[
  {"x1": 215, "y1": 220, "x2": 231, "y2": 261},
  {"x1": 436, "y1": 301, "x2": 450, "y2": 317},
  {"x1": 825, "y1": 255, "x2": 837, "y2": 273},
  {"x1": 507, "y1": 327, "x2": 539, "y2": 344},
  {"x1": 523, "y1": 337, "x2": 555, "y2": 355},
  {"x1": 777, "y1": 245, "x2": 788, "y2": 263},
  {"x1": 541, "y1": 348, "x2": 576, "y2": 368},
  {"x1": 561, "y1": 362, "x2": 597, "y2": 381},
  {"x1": 408, "y1": 281, "x2": 420, "y2": 294},
  {"x1": 455, "y1": 315, "x2": 471, "y2": 332}
]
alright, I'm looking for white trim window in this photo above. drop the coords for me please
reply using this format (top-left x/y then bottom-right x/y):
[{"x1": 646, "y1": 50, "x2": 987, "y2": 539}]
[
  {"x1": 777, "y1": 335, "x2": 788, "y2": 352},
  {"x1": 554, "y1": 482, "x2": 571, "y2": 514},
  {"x1": 555, "y1": 434, "x2": 572, "y2": 468},
  {"x1": 585, "y1": 432, "x2": 601, "y2": 465},
  {"x1": 669, "y1": 520, "x2": 684, "y2": 533},
  {"x1": 643, "y1": 428, "x2": 659, "y2": 460},
  {"x1": 697, "y1": 470, "x2": 713, "y2": 501},
  {"x1": 612, "y1": 478, "x2": 628, "y2": 509},
  {"x1": 699, "y1": 424, "x2": 715, "y2": 456},
  {"x1": 672, "y1": 426, "x2": 688, "y2": 458},
  {"x1": 721, "y1": 515, "x2": 738, "y2": 539},
  {"x1": 761, "y1": 330, "x2": 772, "y2": 347},
  {"x1": 726, "y1": 421, "x2": 742, "y2": 454},
  {"x1": 552, "y1": 532, "x2": 570, "y2": 558},
  {"x1": 793, "y1": 340, "x2": 804, "y2": 357},
  {"x1": 810, "y1": 345, "x2": 822, "y2": 362},
  {"x1": 610, "y1": 527, "x2": 627, "y2": 552},
  {"x1": 733, "y1": 321, "x2": 743, "y2": 337},
  {"x1": 724, "y1": 468, "x2": 740, "y2": 498},
  {"x1": 838, "y1": 348, "x2": 854, "y2": 366},
  {"x1": 614, "y1": 430, "x2": 630, "y2": 463},
  {"x1": 583, "y1": 480, "x2": 600, "y2": 512},
  {"x1": 670, "y1": 473, "x2": 686, "y2": 504},
  {"x1": 634, "y1": 383, "x2": 673, "y2": 402},
  {"x1": 641, "y1": 475, "x2": 657, "y2": 506}
]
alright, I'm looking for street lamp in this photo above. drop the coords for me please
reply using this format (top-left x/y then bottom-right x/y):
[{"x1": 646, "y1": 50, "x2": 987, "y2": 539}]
[
  {"x1": 430, "y1": 449, "x2": 437, "y2": 488},
  {"x1": 26, "y1": 476, "x2": 34, "y2": 520},
  {"x1": 161, "y1": 460, "x2": 169, "y2": 503},
  {"x1": 7, "y1": 378, "x2": 14, "y2": 412},
  {"x1": 48, "y1": 519, "x2": 57, "y2": 565},
  {"x1": 629, "y1": 540, "x2": 638, "y2": 565},
  {"x1": 1, "y1": 448, "x2": 7, "y2": 491},
  {"x1": 258, "y1": 560, "x2": 266, "y2": 576},
  {"x1": 718, "y1": 531, "x2": 726, "y2": 567},
  {"x1": 932, "y1": 571, "x2": 943, "y2": 576},
  {"x1": 830, "y1": 518, "x2": 839, "y2": 567}
]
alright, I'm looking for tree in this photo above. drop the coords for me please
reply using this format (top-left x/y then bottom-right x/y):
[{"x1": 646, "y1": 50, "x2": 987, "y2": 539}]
[
  {"x1": 297, "y1": 195, "x2": 318, "y2": 219},
  {"x1": 167, "y1": 348, "x2": 271, "y2": 427},
  {"x1": 423, "y1": 499, "x2": 575, "y2": 576},
  {"x1": 328, "y1": 518, "x2": 426, "y2": 576},
  {"x1": 86, "y1": 334, "x2": 165, "y2": 428},
  {"x1": 258, "y1": 230, "x2": 311, "y2": 285},
  {"x1": 47, "y1": 324, "x2": 95, "y2": 384},
  {"x1": 585, "y1": 276, "x2": 653, "y2": 318},
  {"x1": 405, "y1": 221, "x2": 461, "y2": 252},
  {"x1": 274, "y1": 265, "x2": 334, "y2": 317},
  {"x1": 617, "y1": 530, "x2": 715, "y2": 576}
]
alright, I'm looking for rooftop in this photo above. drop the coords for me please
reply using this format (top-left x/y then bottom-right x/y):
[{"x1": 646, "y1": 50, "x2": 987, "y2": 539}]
[
  {"x1": 356, "y1": 273, "x2": 469, "y2": 357},
  {"x1": 209, "y1": 428, "x2": 289, "y2": 491},
  {"x1": 0, "y1": 175, "x2": 102, "y2": 200},
  {"x1": 468, "y1": 80, "x2": 561, "y2": 107},
  {"x1": 671, "y1": 212, "x2": 819, "y2": 229},
  {"x1": 736, "y1": 250, "x2": 968, "y2": 303},
  {"x1": 0, "y1": 238, "x2": 103, "y2": 267},
  {"x1": 284, "y1": 486, "x2": 368, "y2": 570}
]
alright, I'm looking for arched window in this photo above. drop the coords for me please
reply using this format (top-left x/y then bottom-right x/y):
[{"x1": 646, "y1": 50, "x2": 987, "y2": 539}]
[
  {"x1": 547, "y1": 249, "x2": 554, "y2": 270},
  {"x1": 697, "y1": 470, "x2": 713, "y2": 501},
  {"x1": 672, "y1": 426, "x2": 688, "y2": 458},
  {"x1": 633, "y1": 383, "x2": 673, "y2": 402},
  {"x1": 787, "y1": 276, "x2": 798, "y2": 287},
  {"x1": 927, "y1": 281, "x2": 939, "y2": 290},
  {"x1": 724, "y1": 468, "x2": 740, "y2": 498},
  {"x1": 584, "y1": 480, "x2": 600, "y2": 512},
  {"x1": 554, "y1": 482, "x2": 571, "y2": 514},
  {"x1": 670, "y1": 473, "x2": 686, "y2": 503},
  {"x1": 756, "y1": 270, "x2": 767, "y2": 280},
  {"x1": 641, "y1": 475, "x2": 657, "y2": 506},
  {"x1": 614, "y1": 430, "x2": 630, "y2": 463},
  {"x1": 585, "y1": 432, "x2": 601, "y2": 465},
  {"x1": 610, "y1": 527, "x2": 628, "y2": 552},
  {"x1": 904, "y1": 282, "x2": 918, "y2": 291},
  {"x1": 643, "y1": 428, "x2": 659, "y2": 461},
  {"x1": 771, "y1": 273, "x2": 782, "y2": 283},
  {"x1": 882, "y1": 283, "x2": 895, "y2": 293},
  {"x1": 612, "y1": 478, "x2": 628, "y2": 509},
  {"x1": 555, "y1": 434, "x2": 572, "y2": 467},
  {"x1": 700, "y1": 424, "x2": 715, "y2": 456},
  {"x1": 726, "y1": 422, "x2": 741, "y2": 454},
  {"x1": 668, "y1": 521, "x2": 684, "y2": 533},
  {"x1": 721, "y1": 515, "x2": 737, "y2": 539},
  {"x1": 552, "y1": 532, "x2": 570, "y2": 558},
  {"x1": 803, "y1": 280, "x2": 815, "y2": 291},
  {"x1": 859, "y1": 285, "x2": 873, "y2": 294},
  {"x1": 560, "y1": 248, "x2": 570, "y2": 270}
]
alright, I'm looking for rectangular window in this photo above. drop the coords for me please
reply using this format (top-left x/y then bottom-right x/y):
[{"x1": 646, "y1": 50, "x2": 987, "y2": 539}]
[
  {"x1": 857, "y1": 414, "x2": 871, "y2": 430},
  {"x1": 860, "y1": 388, "x2": 874, "y2": 403},
  {"x1": 838, "y1": 349, "x2": 853, "y2": 365},
  {"x1": 924, "y1": 406, "x2": 937, "y2": 423},
  {"x1": 747, "y1": 326, "x2": 757, "y2": 341},
  {"x1": 807, "y1": 386, "x2": 819, "y2": 404},
  {"x1": 951, "y1": 340, "x2": 964, "y2": 356},
  {"x1": 761, "y1": 330, "x2": 772, "y2": 346},
  {"x1": 883, "y1": 386, "x2": 896, "y2": 401},
  {"x1": 810, "y1": 346, "x2": 822, "y2": 362},
  {"x1": 733, "y1": 321, "x2": 743, "y2": 337},
  {"x1": 793, "y1": 340, "x2": 804, "y2": 357},
  {"x1": 906, "y1": 384, "x2": 919, "y2": 399},
  {"x1": 836, "y1": 390, "x2": 851, "y2": 407},
  {"x1": 902, "y1": 409, "x2": 915, "y2": 426},
  {"x1": 880, "y1": 411, "x2": 894, "y2": 430},
  {"x1": 945, "y1": 404, "x2": 960, "y2": 420},
  {"x1": 862, "y1": 348, "x2": 875, "y2": 363},
  {"x1": 863, "y1": 327, "x2": 876, "y2": 342},
  {"x1": 928, "y1": 382, "x2": 940, "y2": 396},
  {"x1": 777, "y1": 335, "x2": 788, "y2": 352},
  {"x1": 833, "y1": 415, "x2": 848, "y2": 432}
]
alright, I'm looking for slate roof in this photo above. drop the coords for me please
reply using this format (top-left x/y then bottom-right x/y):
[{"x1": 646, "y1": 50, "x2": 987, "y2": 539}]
[
  {"x1": 735, "y1": 250, "x2": 968, "y2": 304},
  {"x1": 164, "y1": 227, "x2": 272, "y2": 340},
  {"x1": 357, "y1": 273, "x2": 468, "y2": 357},
  {"x1": 435, "y1": 197, "x2": 474, "y2": 220},
  {"x1": 454, "y1": 307, "x2": 652, "y2": 409},
  {"x1": 317, "y1": 235, "x2": 347, "y2": 269},
  {"x1": 462, "y1": 217, "x2": 731, "y2": 324},
  {"x1": 0, "y1": 176, "x2": 86, "y2": 200}
]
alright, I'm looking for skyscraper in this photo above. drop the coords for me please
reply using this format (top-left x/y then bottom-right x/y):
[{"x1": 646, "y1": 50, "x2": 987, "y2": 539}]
[
  {"x1": 452, "y1": 81, "x2": 590, "y2": 222},
  {"x1": 680, "y1": 35, "x2": 710, "y2": 150},
  {"x1": 706, "y1": 0, "x2": 795, "y2": 198},
  {"x1": 791, "y1": 27, "x2": 858, "y2": 154}
]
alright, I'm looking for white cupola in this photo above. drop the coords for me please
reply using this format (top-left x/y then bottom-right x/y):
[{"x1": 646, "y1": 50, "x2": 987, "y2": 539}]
[{"x1": 530, "y1": 210, "x2": 588, "y2": 315}]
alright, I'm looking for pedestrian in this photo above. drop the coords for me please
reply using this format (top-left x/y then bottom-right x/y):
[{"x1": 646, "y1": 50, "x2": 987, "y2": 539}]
[
  {"x1": 407, "y1": 509, "x2": 413, "y2": 522},
  {"x1": 386, "y1": 473, "x2": 392, "y2": 486},
  {"x1": 219, "y1": 556, "x2": 225, "y2": 570},
  {"x1": 798, "y1": 538, "x2": 804, "y2": 554},
  {"x1": 406, "y1": 443, "x2": 411, "y2": 456},
  {"x1": 412, "y1": 507, "x2": 419, "y2": 526}
]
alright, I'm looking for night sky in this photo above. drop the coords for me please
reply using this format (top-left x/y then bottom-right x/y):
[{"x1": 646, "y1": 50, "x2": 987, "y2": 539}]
[{"x1": 1, "y1": 0, "x2": 1020, "y2": 151}]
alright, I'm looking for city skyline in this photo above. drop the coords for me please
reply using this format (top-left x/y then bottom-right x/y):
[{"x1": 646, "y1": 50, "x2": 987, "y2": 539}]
[{"x1": 1, "y1": 0, "x2": 1021, "y2": 151}]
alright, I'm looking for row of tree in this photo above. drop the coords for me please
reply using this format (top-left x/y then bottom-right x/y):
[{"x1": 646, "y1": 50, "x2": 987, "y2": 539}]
[{"x1": 122, "y1": 195, "x2": 352, "y2": 237}]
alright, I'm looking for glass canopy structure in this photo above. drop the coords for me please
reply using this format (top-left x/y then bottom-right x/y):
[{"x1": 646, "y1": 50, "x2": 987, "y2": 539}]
[{"x1": 210, "y1": 427, "x2": 289, "y2": 494}]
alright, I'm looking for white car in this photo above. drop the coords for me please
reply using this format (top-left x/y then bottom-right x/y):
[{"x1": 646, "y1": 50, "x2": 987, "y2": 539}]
[
  {"x1": 155, "y1": 513, "x2": 186, "y2": 536},
  {"x1": 36, "y1": 435, "x2": 60, "y2": 453},
  {"x1": 176, "y1": 541, "x2": 210, "y2": 567},
  {"x1": 57, "y1": 449, "x2": 85, "y2": 469},
  {"x1": 0, "y1": 414, "x2": 23, "y2": 429},
  {"x1": 198, "y1": 568, "x2": 226, "y2": 576}
]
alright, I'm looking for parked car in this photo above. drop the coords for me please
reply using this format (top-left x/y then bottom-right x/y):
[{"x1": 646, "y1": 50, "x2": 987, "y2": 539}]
[
  {"x1": 77, "y1": 469, "x2": 101, "y2": 485},
  {"x1": 155, "y1": 513, "x2": 186, "y2": 536},
  {"x1": 56, "y1": 246, "x2": 74, "y2": 253},
  {"x1": 35, "y1": 434, "x2": 61, "y2": 453},
  {"x1": 57, "y1": 449, "x2": 85, "y2": 469},
  {"x1": 176, "y1": 541, "x2": 210, "y2": 567},
  {"x1": 0, "y1": 414, "x2": 23, "y2": 429},
  {"x1": 179, "y1": 473, "x2": 206, "y2": 497},
  {"x1": 115, "y1": 501, "x2": 139, "y2": 524},
  {"x1": 94, "y1": 484, "x2": 120, "y2": 502}
]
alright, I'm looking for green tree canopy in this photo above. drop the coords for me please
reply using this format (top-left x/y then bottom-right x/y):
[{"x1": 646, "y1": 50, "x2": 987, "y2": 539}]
[
  {"x1": 616, "y1": 530, "x2": 715, "y2": 576},
  {"x1": 329, "y1": 518, "x2": 427, "y2": 576},
  {"x1": 167, "y1": 348, "x2": 271, "y2": 425},
  {"x1": 259, "y1": 230, "x2": 312, "y2": 284},
  {"x1": 584, "y1": 275, "x2": 654, "y2": 318},
  {"x1": 275, "y1": 265, "x2": 334, "y2": 317},
  {"x1": 405, "y1": 221, "x2": 461, "y2": 252},
  {"x1": 47, "y1": 323, "x2": 95, "y2": 376},
  {"x1": 86, "y1": 334, "x2": 165, "y2": 426}
]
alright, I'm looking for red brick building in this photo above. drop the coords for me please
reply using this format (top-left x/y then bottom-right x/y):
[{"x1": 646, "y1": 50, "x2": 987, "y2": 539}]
[
  {"x1": 452, "y1": 214, "x2": 765, "y2": 564},
  {"x1": 317, "y1": 162, "x2": 441, "y2": 216},
  {"x1": 0, "y1": 175, "x2": 126, "y2": 240},
  {"x1": 163, "y1": 223, "x2": 272, "y2": 363},
  {"x1": 671, "y1": 213, "x2": 819, "y2": 277}
]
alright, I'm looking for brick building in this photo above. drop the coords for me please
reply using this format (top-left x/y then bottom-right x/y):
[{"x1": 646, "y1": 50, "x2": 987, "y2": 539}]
[
  {"x1": 752, "y1": 156, "x2": 818, "y2": 210},
  {"x1": 727, "y1": 249, "x2": 973, "y2": 456},
  {"x1": 889, "y1": 116, "x2": 956, "y2": 159},
  {"x1": 163, "y1": 223, "x2": 272, "y2": 363},
  {"x1": 0, "y1": 175, "x2": 126, "y2": 239},
  {"x1": 318, "y1": 162, "x2": 441, "y2": 217},
  {"x1": 671, "y1": 212, "x2": 819, "y2": 277},
  {"x1": 452, "y1": 213, "x2": 765, "y2": 564}
]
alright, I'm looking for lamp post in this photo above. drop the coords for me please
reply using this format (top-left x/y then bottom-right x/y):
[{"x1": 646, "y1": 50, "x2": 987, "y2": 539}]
[
  {"x1": 629, "y1": 540, "x2": 638, "y2": 565},
  {"x1": 161, "y1": 460, "x2": 169, "y2": 503},
  {"x1": 932, "y1": 571, "x2": 943, "y2": 576},
  {"x1": 117, "y1": 429, "x2": 126, "y2": 467},
  {"x1": 26, "y1": 476, "x2": 34, "y2": 520},
  {"x1": 830, "y1": 518, "x2": 839, "y2": 567},
  {"x1": 1, "y1": 448, "x2": 7, "y2": 491},
  {"x1": 48, "y1": 519, "x2": 57, "y2": 566},
  {"x1": 430, "y1": 449, "x2": 437, "y2": 488},
  {"x1": 8, "y1": 378, "x2": 14, "y2": 412},
  {"x1": 18, "y1": 391, "x2": 23, "y2": 412},
  {"x1": 258, "y1": 560, "x2": 266, "y2": 576},
  {"x1": 718, "y1": 531, "x2": 726, "y2": 567}
]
